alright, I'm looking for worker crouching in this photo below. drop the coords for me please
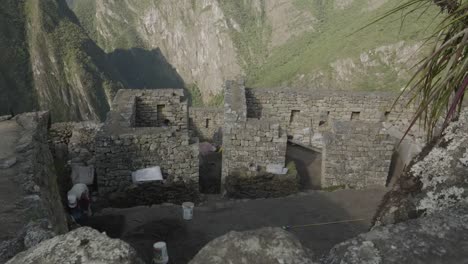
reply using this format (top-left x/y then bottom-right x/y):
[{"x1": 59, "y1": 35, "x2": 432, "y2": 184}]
[{"x1": 67, "y1": 183, "x2": 91, "y2": 225}]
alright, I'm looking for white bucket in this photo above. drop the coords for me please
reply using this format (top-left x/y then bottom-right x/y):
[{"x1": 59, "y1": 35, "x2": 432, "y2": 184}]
[
  {"x1": 153, "y1": 241, "x2": 169, "y2": 264},
  {"x1": 182, "y1": 202, "x2": 194, "y2": 220}
]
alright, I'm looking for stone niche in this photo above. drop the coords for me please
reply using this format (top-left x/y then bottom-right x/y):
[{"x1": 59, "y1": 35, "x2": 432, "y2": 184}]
[{"x1": 95, "y1": 89, "x2": 199, "y2": 206}]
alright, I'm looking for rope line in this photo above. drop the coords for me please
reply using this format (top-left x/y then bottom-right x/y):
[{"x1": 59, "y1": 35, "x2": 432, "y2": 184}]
[{"x1": 282, "y1": 218, "x2": 367, "y2": 230}]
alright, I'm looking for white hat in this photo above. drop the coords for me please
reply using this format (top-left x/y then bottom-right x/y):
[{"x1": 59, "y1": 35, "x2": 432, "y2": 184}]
[{"x1": 68, "y1": 194, "x2": 77, "y2": 208}]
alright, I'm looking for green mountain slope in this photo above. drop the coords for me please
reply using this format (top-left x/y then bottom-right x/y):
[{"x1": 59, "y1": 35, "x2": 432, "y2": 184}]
[
  {"x1": 246, "y1": 0, "x2": 440, "y2": 91},
  {"x1": 1, "y1": 0, "x2": 441, "y2": 119},
  {"x1": 70, "y1": 0, "x2": 440, "y2": 98}
]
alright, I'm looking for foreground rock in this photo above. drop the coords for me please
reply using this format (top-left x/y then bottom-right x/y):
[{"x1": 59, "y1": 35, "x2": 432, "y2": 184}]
[
  {"x1": 6, "y1": 227, "x2": 144, "y2": 264},
  {"x1": 324, "y1": 202, "x2": 468, "y2": 264},
  {"x1": 375, "y1": 110, "x2": 468, "y2": 225},
  {"x1": 189, "y1": 227, "x2": 316, "y2": 264}
]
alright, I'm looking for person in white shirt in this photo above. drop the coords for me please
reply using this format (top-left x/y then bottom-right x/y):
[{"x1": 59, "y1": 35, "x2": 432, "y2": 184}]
[{"x1": 67, "y1": 183, "x2": 91, "y2": 224}]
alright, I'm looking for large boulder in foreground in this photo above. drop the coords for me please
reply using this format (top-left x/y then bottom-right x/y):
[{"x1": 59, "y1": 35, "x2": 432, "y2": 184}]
[
  {"x1": 374, "y1": 110, "x2": 468, "y2": 225},
  {"x1": 189, "y1": 227, "x2": 315, "y2": 264},
  {"x1": 6, "y1": 227, "x2": 144, "y2": 264},
  {"x1": 324, "y1": 203, "x2": 468, "y2": 264}
]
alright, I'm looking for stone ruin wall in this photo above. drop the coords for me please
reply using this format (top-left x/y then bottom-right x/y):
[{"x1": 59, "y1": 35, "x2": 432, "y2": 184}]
[
  {"x1": 49, "y1": 121, "x2": 101, "y2": 167},
  {"x1": 245, "y1": 88, "x2": 418, "y2": 148},
  {"x1": 95, "y1": 90, "x2": 199, "y2": 199},
  {"x1": 0, "y1": 112, "x2": 68, "y2": 262},
  {"x1": 222, "y1": 81, "x2": 288, "y2": 185},
  {"x1": 322, "y1": 121, "x2": 395, "y2": 188},
  {"x1": 244, "y1": 87, "x2": 421, "y2": 188},
  {"x1": 133, "y1": 90, "x2": 188, "y2": 130},
  {"x1": 189, "y1": 107, "x2": 223, "y2": 145}
]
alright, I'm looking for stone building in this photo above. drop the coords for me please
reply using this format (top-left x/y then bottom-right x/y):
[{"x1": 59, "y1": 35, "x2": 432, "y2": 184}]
[
  {"x1": 52, "y1": 81, "x2": 418, "y2": 204},
  {"x1": 188, "y1": 81, "x2": 419, "y2": 192},
  {"x1": 95, "y1": 89, "x2": 199, "y2": 203},
  {"x1": 220, "y1": 80, "x2": 293, "y2": 197}
]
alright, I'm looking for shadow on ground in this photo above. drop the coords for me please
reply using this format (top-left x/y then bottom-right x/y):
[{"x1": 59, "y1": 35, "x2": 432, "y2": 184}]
[{"x1": 88, "y1": 188, "x2": 387, "y2": 263}]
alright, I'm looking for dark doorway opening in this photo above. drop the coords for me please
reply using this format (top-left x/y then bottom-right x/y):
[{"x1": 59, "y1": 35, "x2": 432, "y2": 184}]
[
  {"x1": 286, "y1": 142, "x2": 322, "y2": 190},
  {"x1": 199, "y1": 152, "x2": 222, "y2": 194}
]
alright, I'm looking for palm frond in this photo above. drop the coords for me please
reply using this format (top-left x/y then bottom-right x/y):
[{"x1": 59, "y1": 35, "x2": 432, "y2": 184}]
[{"x1": 375, "y1": 0, "x2": 468, "y2": 141}]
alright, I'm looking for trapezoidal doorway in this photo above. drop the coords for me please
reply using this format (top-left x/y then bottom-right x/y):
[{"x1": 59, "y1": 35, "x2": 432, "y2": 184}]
[{"x1": 286, "y1": 142, "x2": 322, "y2": 190}]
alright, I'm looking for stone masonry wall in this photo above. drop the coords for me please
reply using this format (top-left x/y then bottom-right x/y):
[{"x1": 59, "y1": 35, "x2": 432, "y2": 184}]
[
  {"x1": 322, "y1": 121, "x2": 395, "y2": 188},
  {"x1": 189, "y1": 107, "x2": 223, "y2": 145},
  {"x1": 96, "y1": 130, "x2": 199, "y2": 195},
  {"x1": 222, "y1": 80, "x2": 288, "y2": 187},
  {"x1": 132, "y1": 89, "x2": 188, "y2": 130},
  {"x1": 0, "y1": 112, "x2": 68, "y2": 263},
  {"x1": 95, "y1": 89, "x2": 198, "y2": 199},
  {"x1": 246, "y1": 88, "x2": 418, "y2": 148}
]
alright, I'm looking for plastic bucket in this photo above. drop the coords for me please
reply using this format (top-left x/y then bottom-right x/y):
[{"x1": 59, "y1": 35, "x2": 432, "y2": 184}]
[
  {"x1": 153, "y1": 241, "x2": 169, "y2": 264},
  {"x1": 182, "y1": 202, "x2": 194, "y2": 220}
]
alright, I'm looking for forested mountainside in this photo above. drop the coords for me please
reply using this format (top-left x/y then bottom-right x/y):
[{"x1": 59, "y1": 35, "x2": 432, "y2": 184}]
[{"x1": 0, "y1": 0, "x2": 439, "y2": 120}]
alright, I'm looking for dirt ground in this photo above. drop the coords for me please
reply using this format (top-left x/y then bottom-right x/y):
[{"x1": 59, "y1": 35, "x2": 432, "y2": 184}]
[
  {"x1": 286, "y1": 143, "x2": 322, "y2": 190},
  {"x1": 90, "y1": 188, "x2": 387, "y2": 264}
]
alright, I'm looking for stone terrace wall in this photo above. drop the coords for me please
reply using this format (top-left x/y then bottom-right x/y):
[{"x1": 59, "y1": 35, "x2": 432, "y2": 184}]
[
  {"x1": 0, "y1": 112, "x2": 68, "y2": 262},
  {"x1": 95, "y1": 89, "x2": 198, "y2": 200},
  {"x1": 322, "y1": 121, "x2": 395, "y2": 188},
  {"x1": 222, "y1": 81, "x2": 288, "y2": 187},
  {"x1": 246, "y1": 88, "x2": 417, "y2": 148},
  {"x1": 189, "y1": 107, "x2": 223, "y2": 145}
]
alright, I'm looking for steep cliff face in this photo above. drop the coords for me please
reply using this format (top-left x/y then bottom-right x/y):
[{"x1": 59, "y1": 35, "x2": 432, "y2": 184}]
[
  {"x1": 71, "y1": 0, "x2": 242, "y2": 101},
  {"x1": 72, "y1": 0, "x2": 437, "y2": 97},
  {"x1": 70, "y1": 0, "x2": 322, "y2": 101},
  {"x1": 26, "y1": 0, "x2": 123, "y2": 121},
  {"x1": 0, "y1": 0, "x2": 124, "y2": 121},
  {"x1": 1, "y1": 0, "x2": 439, "y2": 120}
]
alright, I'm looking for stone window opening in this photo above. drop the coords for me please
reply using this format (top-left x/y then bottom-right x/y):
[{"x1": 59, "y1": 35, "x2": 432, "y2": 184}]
[
  {"x1": 351, "y1": 112, "x2": 361, "y2": 121},
  {"x1": 290, "y1": 110, "x2": 300, "y2": 124},
  {"x1": 205, "y1": 118, "x2": 211, "y2": 128},
  {"x1": 384, "y1": 111, "x2": 391, "y2": 121},
  {"x1": 157, "y1": 104, "x2": 165, "y2": 125},
  {"x1": 319, "y1": 111, "x2": 330, "y2": 127}
]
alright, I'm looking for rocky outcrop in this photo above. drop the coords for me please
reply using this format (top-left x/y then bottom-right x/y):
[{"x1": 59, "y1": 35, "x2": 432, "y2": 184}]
[
  {"x1": 374, "y1": 110, "x2": 468, "y2": 226},
  {"x1": 6, "y1": 227, "x2": 144, "y2": 264},
  {"x1": 324, "y1": 202, "x2": 468, "y2": 264},
  {"x1": 189, "y1": 227, "x2": 316, "y2": 264},
  {"x1": 72, "y1": 0, "x2": 242, "y2": 101}
]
